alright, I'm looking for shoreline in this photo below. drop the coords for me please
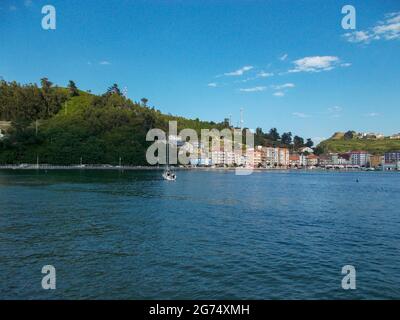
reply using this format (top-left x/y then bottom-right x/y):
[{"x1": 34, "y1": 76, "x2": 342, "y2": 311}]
[{"x1": 0, "y1": 164, "x2": 384, "y2": 172}]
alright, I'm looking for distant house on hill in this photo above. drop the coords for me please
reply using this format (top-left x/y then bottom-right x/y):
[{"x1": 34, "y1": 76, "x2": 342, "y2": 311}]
[
  {"x1": 299, "y1": 147, "x2": 314, "y2": 154},
  {"x1": 390, "y1": 133, "x2": 400, "y2": 140},
  {"x1": 357, "y1": 132, "x2": 385, "y2": 140}
]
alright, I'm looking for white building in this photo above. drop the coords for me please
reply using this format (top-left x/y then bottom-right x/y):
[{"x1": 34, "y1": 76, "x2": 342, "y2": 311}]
[
  {"x1": 349, "y1": 151, "x2": 370, "y2": 166},
  {"x1": 224, "y1": 151, "x2": 236, "y2": 166},
  {"x1": 211, "y1": 150, "x2": 225, "y2": 166},
  {"x1": 0, "y1": 129, "x2": 4, "y2": 140},
  {"x1": 265, "y1": 147, "x2": 278, "y2": 167}
]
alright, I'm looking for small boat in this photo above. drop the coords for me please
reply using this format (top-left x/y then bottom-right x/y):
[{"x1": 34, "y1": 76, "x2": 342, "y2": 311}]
[
  {"x1": 162, "y1": 137, "x2": 176, "y2": 181},
  {"x1": 162, "y1": 169, "x2": 176, "y2": 181}
]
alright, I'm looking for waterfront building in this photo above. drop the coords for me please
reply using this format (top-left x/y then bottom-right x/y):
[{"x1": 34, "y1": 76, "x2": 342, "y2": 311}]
[
  {"x1": 337, "y1": 153, "x2": 351, "y2": 165},
  {"x1": 299, "y1": 154, "x2": 307, "y2": 166},
  {"x1": 253, "y1": 146, "x2": 265, "y2": 168},
  {"x1": 306, "y1": 154, "x2": 319, "y2": 167},
  {"x1": 369, "y1": 155, "x2": 384, "y2": 168},
  {"x1": 211, "y1": 149, "x2": 225, "y2": 166},
  {"x1": 254, "y1": 146, "x2": 267, "y2": 168},
  {"x1": 384, "y1": 151, "x2": 400, "y2": 164},
  {"x1": 349, "y1": 151, "x2": 370, "y2": 167},
  {"x1": 318, "y1": 154, "x2": 332, "y2": 167},
  {"x1": 289, "y1": 154, "x2": 301, "y2": 167},
  {"x1": 278, "y1": 148, "x2": 290, "y2": 167},
  {"x1": 265, "y1": 147, "x2": 278, "y2": 167},
  {"x1": 190, "y1": 156, "x2": 212, "y2": 166},
  {"x1": 234, "y1": 152, "x2": 244, "y2": 166},
  {"x1": 331, "y1": 153, "x2": 339, "y2": 165},
  {"x1": 224, "y1": 151, "x2": 236, "y2": 166},
  {"x1": 244, "y1": 147, "x2": 254, "y2": 168}
]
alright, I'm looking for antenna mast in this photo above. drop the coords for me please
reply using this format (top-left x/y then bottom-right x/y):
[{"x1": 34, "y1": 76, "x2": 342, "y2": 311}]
[{"x1": 122, "y1": 86, "x2": 128, "y2": 98}]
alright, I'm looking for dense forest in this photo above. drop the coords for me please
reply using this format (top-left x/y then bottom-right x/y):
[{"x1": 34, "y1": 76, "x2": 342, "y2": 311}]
[{"x1": 0, "y1": 79, "x2": 313, "y2": 165}]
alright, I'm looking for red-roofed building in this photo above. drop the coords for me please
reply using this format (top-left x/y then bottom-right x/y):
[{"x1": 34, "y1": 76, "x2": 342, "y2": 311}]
[{"x1": 306, "y1": 154, "x2": 319, "y2": 167}]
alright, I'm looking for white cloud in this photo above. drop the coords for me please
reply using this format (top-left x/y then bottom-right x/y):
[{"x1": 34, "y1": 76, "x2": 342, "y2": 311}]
[
  {"x1": 9, "y1": 5, "x2": 17, "y2": 11},
  {"x1": 343, "y1": 31, "x2": 373, "y2": 43},
  {"x1": 343, "y1": 12, "x2": 400, "y2": 44},
  {"x1": 292, "y1": 112, "x2": 310, "y2": 118},
  {"x1": 279, "y1": 53, "x2": 288, "y2": 61},
  {"x1": 289, "y1": 56, "x2": 340, "y2": 73},
  {"x1": 224, "y1": 65, "x2": 253, "y2": 76},
  {"x1": 272, "y1": 83, "x2": 295, "y2": 90},
  {"x1": 24, "y1": 0, "x2": 33, "y2": 7},
  {"x1": 239, "y1": 86, "x2": 266, "y2": 92},
  {"x1": 207, "y1": 82, "x2": 217, "y2": 87},
  {"x1": 340, "y1": 62, "x2": 352, "y2": 67},
  {"x1": 273, "y1": 91, "x2": 285, "y2": 97},
  {"x1": 99, "y1": 61, "x2": 111, "y2": 65},
  {"x1": 365, "y1": 112, "x2": 380, "y2": 117}
]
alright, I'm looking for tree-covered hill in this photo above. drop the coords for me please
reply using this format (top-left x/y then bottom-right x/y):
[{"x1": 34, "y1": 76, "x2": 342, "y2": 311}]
[{"x1": 0, "y1": 79, "x2": 314, "y2": 165}]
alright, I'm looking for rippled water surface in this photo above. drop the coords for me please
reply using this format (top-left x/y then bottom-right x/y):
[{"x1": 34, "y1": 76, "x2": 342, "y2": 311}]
[{"x1": 1, "y1": 169, "x2": 400, "y2": 299}]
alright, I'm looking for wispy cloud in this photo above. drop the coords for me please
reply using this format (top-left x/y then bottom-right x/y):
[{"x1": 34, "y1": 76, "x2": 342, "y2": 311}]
[
  {"x1": 292, "y1": 112, "x2": 310, "y2": 118},
  {"x1": 272, "y1": 83, "x2": 295, "y2": 90},
  {"x1": 24, "y1": 0, "x2": 33, "y2": 7},
  {"x1": 257, "y1": 71, "x2": 274, "y2": 78},
  {"x1": 289, "y1": 56, "x2": 341, "y2": 73},
  {"x1": 279, "y1": 53, "x2": 288, "y2": 61},
  {"x1": 273, "y1": 91, "x2": 285, "y2": 97},
  {"x1": 328, "y1": 106, "x2": 343, "y2": 118},
  {"x1": 9, "y1": 5, "x2": 17, "y2": 11},
  {"x1": 207, "y1": 82, "x2": 217, "y2": 88},
  {"x1": 239, "y1": 86, "x2": 266, "y2": 93},
  {"x1": 365, "y1": 112, "x2": 380, "y2": 117},
  {"x1": 99, "y1": 61, "x2": 111, "y2": 65},
  {"x1": 344, "y1": 31, "x2": 371, "y2": 43},
  {"x1": 328, "y1": 105, "x2": 342, "y2": 112},
  {"x1": 343, "y1": 12, "x2": 400, "y2": 44},
  {"x1": 237, "y1": 71, "x2": 273, "y2": 83},
  {"x1": 224, "y1": 65, "x2": 253, "y2": 76}
]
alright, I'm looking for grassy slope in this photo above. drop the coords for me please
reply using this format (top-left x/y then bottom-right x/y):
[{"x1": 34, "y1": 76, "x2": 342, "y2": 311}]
[{"x1": 319, "y1": 135, "x2": 400, "y2": 155}]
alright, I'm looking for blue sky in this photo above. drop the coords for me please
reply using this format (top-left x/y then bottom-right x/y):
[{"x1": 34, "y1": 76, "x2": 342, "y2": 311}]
[{"x1": 1, "y1": 0, "x2": 399, "y2": 142}]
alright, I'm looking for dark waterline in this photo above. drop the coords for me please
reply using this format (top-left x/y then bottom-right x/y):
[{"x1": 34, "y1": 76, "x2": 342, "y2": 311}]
[{"x1": 0, "y1": 169, "x2": 400, "y2": 299}]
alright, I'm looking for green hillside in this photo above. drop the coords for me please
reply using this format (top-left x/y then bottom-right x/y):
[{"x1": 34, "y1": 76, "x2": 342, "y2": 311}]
[
  {"x1": 0, "y1": 80, "x2": 230, "y2": 165},
  {"x1": 0, "y1": 79, "x2": 319, "y2": 165},
  {"x1": 318, "y1": 132, "x2": 400, "y2": 155}
]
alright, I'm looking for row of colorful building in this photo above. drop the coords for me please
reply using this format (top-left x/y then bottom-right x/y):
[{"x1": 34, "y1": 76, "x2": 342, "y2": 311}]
[{"x1": 183, "y1": 141, "x2": 400, "y2": 170}]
